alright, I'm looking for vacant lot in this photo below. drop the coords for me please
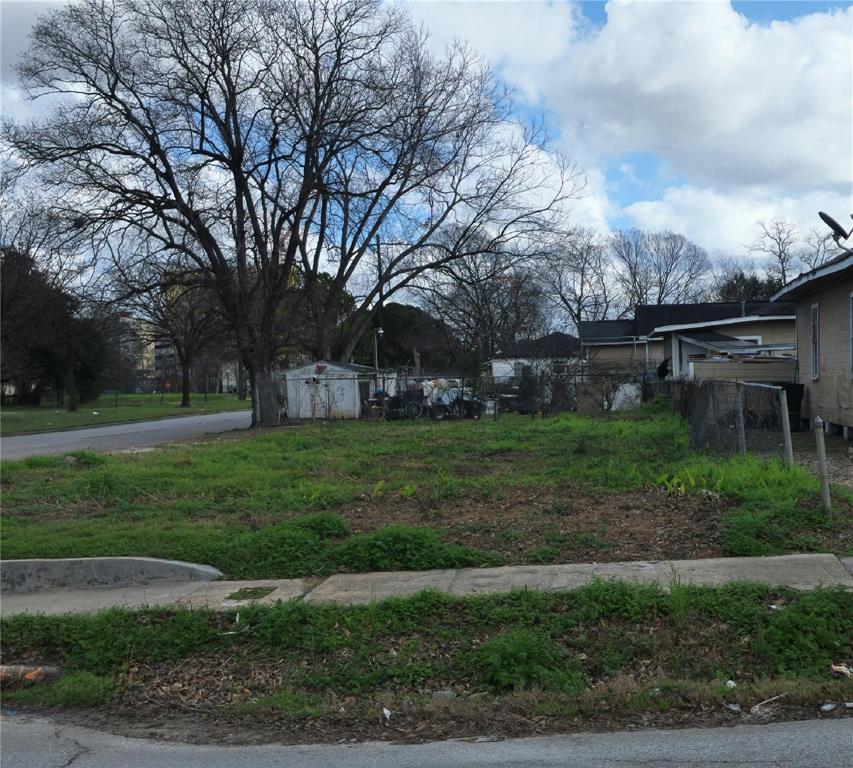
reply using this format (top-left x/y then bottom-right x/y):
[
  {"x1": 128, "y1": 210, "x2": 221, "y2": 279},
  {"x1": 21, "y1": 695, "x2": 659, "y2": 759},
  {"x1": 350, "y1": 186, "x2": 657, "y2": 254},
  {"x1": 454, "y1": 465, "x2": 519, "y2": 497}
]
[
  {"x1": 3, "y1": 583, "x2": 851, "y2": 743},
  {"x1": 2, "y1": 407, "x2": 850, "y2": 577},
  {"x1": 0, "y1": 393, "x2": 250, "y2": 436}
]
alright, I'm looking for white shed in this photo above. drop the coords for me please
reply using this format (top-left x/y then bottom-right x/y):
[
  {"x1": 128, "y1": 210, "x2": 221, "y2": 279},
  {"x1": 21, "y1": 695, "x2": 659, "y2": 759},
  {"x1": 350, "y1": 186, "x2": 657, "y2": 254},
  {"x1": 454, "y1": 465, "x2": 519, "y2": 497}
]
[{"x1": 282, "y1": 361, "x2": 380, "y2": 420}]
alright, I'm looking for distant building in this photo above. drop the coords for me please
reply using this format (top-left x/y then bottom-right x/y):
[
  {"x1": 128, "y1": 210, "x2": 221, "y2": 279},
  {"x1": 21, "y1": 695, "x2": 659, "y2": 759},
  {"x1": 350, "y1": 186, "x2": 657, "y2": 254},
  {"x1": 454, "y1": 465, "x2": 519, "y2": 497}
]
[
  {"x1": 579, "y1": 302, "x2": 796, "y2": 375},
  {"x1": 773, "y1": 253, "x2": 853, "y2": 435},
  {"x1": 483, "y1": 332, "x2": 581, "y2": 380},
  {"x1": 281, "y1": 361, "x2": 392, "y2": 420},
  {"x1": 117, "y1": 313, "x2": 156, "y2": 391}
]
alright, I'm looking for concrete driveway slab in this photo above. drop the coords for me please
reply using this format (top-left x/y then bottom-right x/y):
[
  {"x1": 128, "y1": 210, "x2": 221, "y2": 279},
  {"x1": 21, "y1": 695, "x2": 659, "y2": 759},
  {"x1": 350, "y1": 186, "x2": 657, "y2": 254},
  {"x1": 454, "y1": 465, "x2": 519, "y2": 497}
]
[{"x1": 305, "y1": 554, "x2": 853, "y2": 605}]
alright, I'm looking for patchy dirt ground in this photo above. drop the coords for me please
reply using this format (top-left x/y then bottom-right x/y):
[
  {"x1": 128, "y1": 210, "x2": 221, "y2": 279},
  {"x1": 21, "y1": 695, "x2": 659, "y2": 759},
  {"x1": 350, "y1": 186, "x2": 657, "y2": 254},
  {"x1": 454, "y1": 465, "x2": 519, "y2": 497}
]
[
  {"x1": 24, "y1": 696, "x2": 851, "y2": 747},
  {"x1": 339, "y1": 487, "x2": 731, "y2": 563},
  {"x1": 793, "y1": 431, "x2": 853, "y2": 488}
]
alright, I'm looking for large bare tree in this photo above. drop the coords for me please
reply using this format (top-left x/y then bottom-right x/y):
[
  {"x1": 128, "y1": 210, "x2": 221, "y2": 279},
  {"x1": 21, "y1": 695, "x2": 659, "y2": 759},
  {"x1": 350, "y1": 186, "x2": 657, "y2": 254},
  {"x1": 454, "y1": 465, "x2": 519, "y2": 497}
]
[
  {"x1": 799, "y1": 227, "x2": 842, "y2": 271},
  {"x1": 611, "y1": 229, "x2": 709, "y2": 307},
  {"x1": 5, "y1": 0, "x2": 577, "y2": 425},
  {"x1": 539, "y1": 227, "x2": 614, "y2": 332},
  {"x1": 416, "y1": 239, "x2": 546, "y2": 365},
  {"x1": 109, "y1": 254, "x2": 227, "y2": 408},
  {"x1": 750, "y1": 219, "x2": 800, "y2": 284}
]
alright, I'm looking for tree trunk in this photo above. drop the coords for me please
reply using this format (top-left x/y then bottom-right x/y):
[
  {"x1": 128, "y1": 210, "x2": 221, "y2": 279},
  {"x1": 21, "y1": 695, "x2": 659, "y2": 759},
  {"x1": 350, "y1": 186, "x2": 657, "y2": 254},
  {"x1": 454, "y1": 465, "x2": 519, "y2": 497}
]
[
  {"x1": 247, "y1": 365, "x2": 279, "y2": 426},
  {"x1": 237, "y1": 364, "x2": 247, "y2": 400},
  {"x1": 66, "y1": 368, "x2": 78, "y2": 412},
  {"x1": 179, "y1": 357, "x2": 191, "y2": 408}
]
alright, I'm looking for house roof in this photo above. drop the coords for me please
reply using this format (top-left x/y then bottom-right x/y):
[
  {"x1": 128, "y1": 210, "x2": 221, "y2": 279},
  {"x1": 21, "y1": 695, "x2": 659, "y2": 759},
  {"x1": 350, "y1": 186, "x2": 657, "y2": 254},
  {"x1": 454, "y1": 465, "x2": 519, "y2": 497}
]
[
  {"x1": 498, "y1": 331, "x2": 580, "y2": 358},
  {"x1": 577, "y1": 319, "x2": 637, "y2": 342},
  {"x1": 679, "y1": 331, "x2": 795, "y2": 355},
  {"x1": 771, "y1": 252, "x2": 853, "y2": 301},
  {"x1": 651, "y1": 314, "x2": 795, "y2": 335},
  {"x1": 633, "y1": 302, "x2": 793, "y2": 336},
  {"x1": 284, "y1": 360, "x2": 380, "y2": 376},
  {"x1": 580, "y1": 301, "x2": 795, "y2": 344}
]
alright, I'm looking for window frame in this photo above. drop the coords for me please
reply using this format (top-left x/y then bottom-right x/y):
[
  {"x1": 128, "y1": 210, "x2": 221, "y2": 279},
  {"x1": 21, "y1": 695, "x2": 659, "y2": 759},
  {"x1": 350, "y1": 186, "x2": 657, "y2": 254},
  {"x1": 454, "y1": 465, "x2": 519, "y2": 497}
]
[{"x1": 810, "y1": 302, "x2": 820, "y2": 380}]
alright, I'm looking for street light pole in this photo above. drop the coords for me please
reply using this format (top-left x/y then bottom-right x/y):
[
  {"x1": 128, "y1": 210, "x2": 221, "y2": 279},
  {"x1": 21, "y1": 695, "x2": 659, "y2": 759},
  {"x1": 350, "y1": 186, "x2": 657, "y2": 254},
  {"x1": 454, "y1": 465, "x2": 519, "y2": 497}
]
[{"x1": 374, "y1": 327, "x2": 384, "y2": 371}]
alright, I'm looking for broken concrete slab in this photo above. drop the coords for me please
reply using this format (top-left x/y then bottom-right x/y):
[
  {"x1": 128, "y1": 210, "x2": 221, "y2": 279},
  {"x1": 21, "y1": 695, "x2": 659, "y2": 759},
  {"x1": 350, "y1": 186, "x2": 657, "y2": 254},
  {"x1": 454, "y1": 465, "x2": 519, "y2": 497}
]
[
  {"x1": 3, "y1": 554, "x2": 850, "y2": 616},
  {"x1": 177, "y1": 579, "x2": 309, "y2": 610},
  {"x1": 0, "y1": 582, "x2": 206, "y2": 617},
  {"x1": 304, "y1": 554, "x2": 853, "y2": 605},
  {"x1": 1, "y1": 557, "x2": 223, "y2": 594},
  {"x1": 0, "y1": 579, "x2": 310, "y2": 617}
]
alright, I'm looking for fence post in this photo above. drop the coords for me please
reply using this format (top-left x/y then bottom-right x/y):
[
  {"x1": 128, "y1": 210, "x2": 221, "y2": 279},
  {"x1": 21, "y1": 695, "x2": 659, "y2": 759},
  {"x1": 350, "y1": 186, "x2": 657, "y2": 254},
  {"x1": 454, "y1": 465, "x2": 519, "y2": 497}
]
[
  {"x1": 778, "y1": 389, "x2": 794, "y2": 467},
  {"x1": 814, "y1": 417, "x2": 831, "y2": 512},
  {"x1": 735, "y1": 384, "x2": 747, "y2": 455}
]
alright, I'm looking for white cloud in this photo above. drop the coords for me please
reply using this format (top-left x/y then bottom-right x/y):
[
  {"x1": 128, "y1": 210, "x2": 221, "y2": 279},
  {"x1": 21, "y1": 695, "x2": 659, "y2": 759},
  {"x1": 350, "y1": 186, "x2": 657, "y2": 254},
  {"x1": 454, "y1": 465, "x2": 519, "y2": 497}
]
[
  {"x1": 549, "y1": 1, "x2": 853, "y2": 196},
  {"x1": 625, "y1": 185, "x2": 852, "y2": 256},
  {"x1": 408, "y1": 0, "x2": 580, "y2": 100},
  {"x1": 410, "y1": 0, "x2": 853, "y2": 253}
]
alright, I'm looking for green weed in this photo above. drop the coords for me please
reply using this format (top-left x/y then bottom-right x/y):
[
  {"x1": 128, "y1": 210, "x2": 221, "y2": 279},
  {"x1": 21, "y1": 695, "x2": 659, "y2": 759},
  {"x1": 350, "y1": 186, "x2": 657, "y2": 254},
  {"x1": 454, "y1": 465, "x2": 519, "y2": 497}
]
[
  {"x1": 667, "y1": 569, "x2": 691, "y2": 628},
  {"x1": 469, "y1": 629, "x2": 585, "y2": 694},
  {"x1": 2, "y1": 671, "x2": 115, "y2": 707},
  {"x1": 335, "y1": 525, "x2": 501, "y2": 572}
]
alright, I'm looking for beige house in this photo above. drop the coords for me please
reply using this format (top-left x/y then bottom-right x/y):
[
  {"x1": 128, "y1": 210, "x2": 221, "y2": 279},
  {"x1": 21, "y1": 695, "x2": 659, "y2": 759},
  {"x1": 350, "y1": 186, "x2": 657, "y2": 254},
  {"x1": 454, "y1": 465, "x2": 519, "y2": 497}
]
[
  {"x1": 579, "y1": 302, "x2": 796, "y2": 374},
  {"x1": 773, "y1": 253, "x2": 853, "y2": 435},
  {"x1": 652, "y1": 316, "x2": 796, "y2": 379}
]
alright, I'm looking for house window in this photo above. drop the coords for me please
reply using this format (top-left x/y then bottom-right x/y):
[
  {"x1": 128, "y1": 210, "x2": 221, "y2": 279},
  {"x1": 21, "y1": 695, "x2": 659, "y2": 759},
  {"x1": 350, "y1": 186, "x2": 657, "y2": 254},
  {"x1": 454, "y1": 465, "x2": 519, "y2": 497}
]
[{"x1": 810, "y1": 303, "x2": 820, "y2": 380}]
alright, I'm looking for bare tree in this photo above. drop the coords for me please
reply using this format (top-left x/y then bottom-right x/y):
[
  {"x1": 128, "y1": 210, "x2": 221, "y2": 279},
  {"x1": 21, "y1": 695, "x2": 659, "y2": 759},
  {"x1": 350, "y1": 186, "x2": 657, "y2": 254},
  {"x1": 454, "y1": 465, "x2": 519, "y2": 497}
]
[
  {"x1": 611, "y1": 229, "x2": 709, "y2": 307},
  {"x1": 539, "y1": 227, "x2": 613, "y2": 332},
  {"x1": 750, "y1": 219, "x2": 800, "y2": 284},
  {"x1": 0, "y1": 175, "x2": 96, "y2": 294},
  {"x1": 110, "y1": 257, "x2": 227, "y2": 408},
  {"x1": 416, "y1": 239, "x2": 545, "y2": 365},
  {"x1": 5, "y1": 0, "x2": 578, "y2": 425},
  {"x1": 799, "y1": 227, "x2": 842, "y2": 271}
]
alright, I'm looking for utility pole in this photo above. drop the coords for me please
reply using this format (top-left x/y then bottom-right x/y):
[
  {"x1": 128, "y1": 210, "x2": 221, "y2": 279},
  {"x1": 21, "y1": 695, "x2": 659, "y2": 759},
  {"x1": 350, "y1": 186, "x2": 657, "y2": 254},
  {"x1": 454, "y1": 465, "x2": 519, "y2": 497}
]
[{"x1": 375, "y1": 235, "x2": 383, "y2": 372}]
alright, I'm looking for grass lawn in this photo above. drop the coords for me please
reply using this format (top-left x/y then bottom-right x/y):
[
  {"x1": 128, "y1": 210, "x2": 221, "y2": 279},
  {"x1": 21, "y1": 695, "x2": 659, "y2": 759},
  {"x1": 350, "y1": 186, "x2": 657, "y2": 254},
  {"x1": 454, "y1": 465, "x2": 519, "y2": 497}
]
[
  {"x1": 0, "y1": 393, "x2": 250, "y2": 436},
  {"x1": 2, "y1": 404, "x2": 851, "y2": 577},
  {"x1": 3, "y1": 582, "x2": 851, "y2": 741}
]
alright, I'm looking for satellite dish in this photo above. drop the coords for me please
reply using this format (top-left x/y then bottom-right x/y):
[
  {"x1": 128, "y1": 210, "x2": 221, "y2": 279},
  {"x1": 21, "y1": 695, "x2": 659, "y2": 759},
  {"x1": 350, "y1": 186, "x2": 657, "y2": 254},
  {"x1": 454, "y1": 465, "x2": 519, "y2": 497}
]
[{"x1": 818, "y1": 211, "x2": 851, "y2": 243}]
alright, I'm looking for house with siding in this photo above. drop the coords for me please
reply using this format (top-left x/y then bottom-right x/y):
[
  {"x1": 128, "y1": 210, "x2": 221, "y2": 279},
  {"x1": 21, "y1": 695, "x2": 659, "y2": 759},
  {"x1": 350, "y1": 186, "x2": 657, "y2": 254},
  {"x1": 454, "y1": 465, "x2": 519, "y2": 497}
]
[
  {"x1": 483, "y1": 332, "x2": 581, "y2": 380},
  {"x1": 579, "y1": 302, "x2": 796, "y2": 375},
  {"x1": 772, "y1": 253, "x2": 853, "y2": 435}
]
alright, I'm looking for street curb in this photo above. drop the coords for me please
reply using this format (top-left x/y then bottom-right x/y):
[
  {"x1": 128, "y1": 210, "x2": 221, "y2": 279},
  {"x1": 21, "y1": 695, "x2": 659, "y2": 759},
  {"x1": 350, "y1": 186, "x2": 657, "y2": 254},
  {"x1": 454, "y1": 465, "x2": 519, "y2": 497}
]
[
  {"x1": 0, "y1": 557, "x2": 223, "y2": 594},
  {"x1": 0, "y1": 408, "x2": 251, "y2": 439}
]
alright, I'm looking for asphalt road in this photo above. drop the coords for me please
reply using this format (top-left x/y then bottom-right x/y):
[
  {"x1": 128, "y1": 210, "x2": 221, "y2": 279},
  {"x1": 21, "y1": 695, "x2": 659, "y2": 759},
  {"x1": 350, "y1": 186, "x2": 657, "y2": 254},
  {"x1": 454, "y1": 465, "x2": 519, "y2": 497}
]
[
  {"x1": 0, "y1": 411, "x2": 252, "y2": 459},
  {"x1": 1, "y1": 714, "x2": 851, "y2": 768}
]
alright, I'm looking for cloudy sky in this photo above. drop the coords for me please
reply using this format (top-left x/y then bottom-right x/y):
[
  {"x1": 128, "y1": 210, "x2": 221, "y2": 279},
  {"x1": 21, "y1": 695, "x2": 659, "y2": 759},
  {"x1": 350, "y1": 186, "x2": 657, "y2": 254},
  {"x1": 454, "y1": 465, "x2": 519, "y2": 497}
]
[{"x1": 2, "y1": 0, "x2": 852, "y2": 257}]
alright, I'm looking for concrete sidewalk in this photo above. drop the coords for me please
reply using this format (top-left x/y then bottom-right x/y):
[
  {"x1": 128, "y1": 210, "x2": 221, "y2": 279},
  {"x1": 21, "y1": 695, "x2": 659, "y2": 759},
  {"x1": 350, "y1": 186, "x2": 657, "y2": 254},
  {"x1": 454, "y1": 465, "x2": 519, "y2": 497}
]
[{"x1": 2, "y1": 554, "x2": 851, "y2": 617}]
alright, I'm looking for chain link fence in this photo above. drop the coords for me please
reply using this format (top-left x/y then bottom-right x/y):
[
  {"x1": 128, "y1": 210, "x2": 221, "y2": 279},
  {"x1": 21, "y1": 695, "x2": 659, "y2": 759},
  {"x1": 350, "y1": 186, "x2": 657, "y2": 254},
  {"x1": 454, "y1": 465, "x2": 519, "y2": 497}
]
[
  {"x1": 657, "y1": 379, "x2": 794, "y2": 457},
  {"x1": 278, "y1": 362, "x2": 797, "y2": 461},
  {"x1": 278, "y1": 365, "x2": 590, "y2": 421},
  {"x1": 279, "y1": 360, "x2": 669, "y2": 422}
]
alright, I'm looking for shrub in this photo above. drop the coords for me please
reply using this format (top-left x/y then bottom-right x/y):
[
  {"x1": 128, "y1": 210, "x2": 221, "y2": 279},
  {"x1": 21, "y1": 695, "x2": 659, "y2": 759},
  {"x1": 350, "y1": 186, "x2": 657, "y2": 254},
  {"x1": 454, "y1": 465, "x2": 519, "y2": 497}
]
[
  {"x1": 289, "y1": 512, "x2": 350, "y2": 539},
  {"x1": 758, "y1": 588, "x2": 853, "y2": 677},
  {"x1": 470, "y1": 629, "x2": 584, "y2": 693},
  {"x1": 335, "y1": 524, "x2": 500, "y2": 572}
]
